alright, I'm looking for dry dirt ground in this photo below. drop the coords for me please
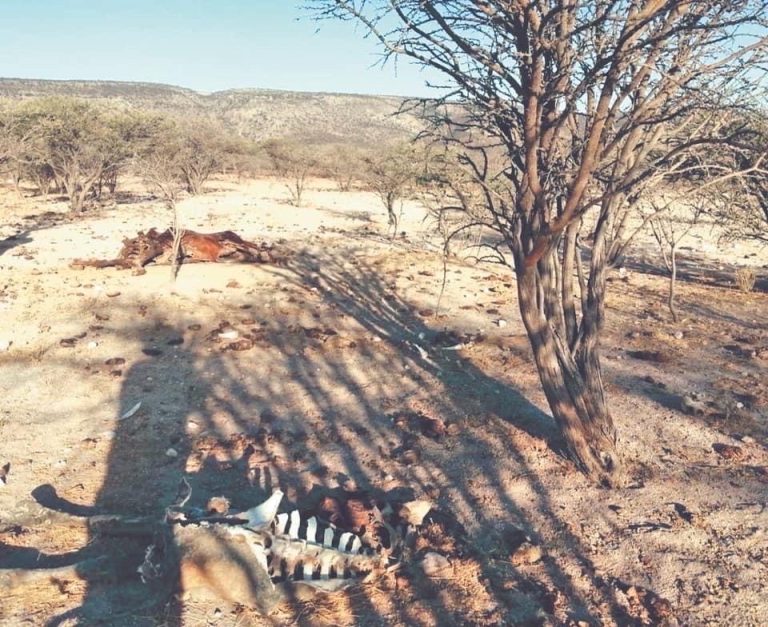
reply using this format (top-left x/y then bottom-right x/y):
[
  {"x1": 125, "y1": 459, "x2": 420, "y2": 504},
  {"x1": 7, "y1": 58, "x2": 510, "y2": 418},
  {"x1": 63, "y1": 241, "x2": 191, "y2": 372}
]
[{"x1": 0, "y1": 177, "x2": 766, "y2": 627}]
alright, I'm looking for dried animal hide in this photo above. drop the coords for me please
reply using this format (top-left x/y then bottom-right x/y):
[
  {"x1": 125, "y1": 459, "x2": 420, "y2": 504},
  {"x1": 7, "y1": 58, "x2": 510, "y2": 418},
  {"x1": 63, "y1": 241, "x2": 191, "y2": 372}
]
[
  {"x1": 144, "y1": 490, "x2": 401, "y2": 613},
  {"x1": 72, "y1": 228, "x2": 285, "y2": 269}
]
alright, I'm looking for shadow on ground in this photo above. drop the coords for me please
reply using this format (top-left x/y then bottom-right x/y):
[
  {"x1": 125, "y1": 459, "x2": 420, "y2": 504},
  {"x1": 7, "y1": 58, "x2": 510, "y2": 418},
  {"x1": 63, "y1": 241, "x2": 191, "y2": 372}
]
[{"x1": 5, "y1": 248, "x2": 646, "y2": 625}]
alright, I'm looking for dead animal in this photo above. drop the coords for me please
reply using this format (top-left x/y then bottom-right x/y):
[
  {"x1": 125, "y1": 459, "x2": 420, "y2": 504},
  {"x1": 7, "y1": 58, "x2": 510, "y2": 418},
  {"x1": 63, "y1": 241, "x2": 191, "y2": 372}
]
[{"x1": 72, "y1": 228, "x2": 287, "y2": 269}]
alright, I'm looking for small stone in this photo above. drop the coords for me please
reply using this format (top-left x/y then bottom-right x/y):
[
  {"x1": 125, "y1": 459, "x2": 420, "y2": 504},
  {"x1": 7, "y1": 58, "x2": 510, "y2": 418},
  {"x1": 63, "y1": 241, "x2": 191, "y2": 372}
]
[
  {"x1": 0, "y1": 340, "x2": 10, "y2": 352},
  {"x1": 131, "y1": 268, "x2": 146, "y2": 276},
  {"x1": 741, "y1": 435, "x2": 755, "y2": 445},
  {"x1": 712, "y1": 443, "x2": 745, "y2": 461},
  {"x1": 511, "y1": 542, "x2": 543, "y2": 565},
  {"x1": 106, "y1": 291, "x2": 121, "y2": 298},
  {"x1": 674, "y1": 331, "x2": 684, "y2": 340},
  {"x1": 166, "y1": 448, "x2": 179, "y2": 458},
  {"x1": 420, "y1": 552, "x2": 451, "y2": 578},
  {"x1": 87, "y1": 341, "x2": 98, "y2": 349},
  {"x1": 497, "y1": 319, "x2": 508, "y2": 328},
  {"x1": 735, "y1": 401, "x2": 744, "y2": 409}
]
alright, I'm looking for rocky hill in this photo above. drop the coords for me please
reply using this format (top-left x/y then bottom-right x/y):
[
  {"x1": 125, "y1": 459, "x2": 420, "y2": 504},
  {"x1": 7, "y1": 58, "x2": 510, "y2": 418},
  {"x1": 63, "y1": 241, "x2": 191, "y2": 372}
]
[{"x1": 0, "y1": 78, "x2": 424, "y2": 146}]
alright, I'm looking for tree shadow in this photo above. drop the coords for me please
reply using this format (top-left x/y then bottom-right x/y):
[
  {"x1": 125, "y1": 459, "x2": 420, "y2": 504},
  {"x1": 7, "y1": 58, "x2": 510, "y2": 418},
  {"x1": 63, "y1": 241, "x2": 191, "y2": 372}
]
[{"x1": 10, "y1": 248, "x2": 648, "y2": 625}]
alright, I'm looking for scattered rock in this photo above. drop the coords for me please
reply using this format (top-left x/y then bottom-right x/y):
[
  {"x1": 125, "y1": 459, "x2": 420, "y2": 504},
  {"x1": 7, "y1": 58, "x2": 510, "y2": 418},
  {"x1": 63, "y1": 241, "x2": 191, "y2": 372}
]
[
  {"x1": 420, "y1": 552, "x2": 452, "y2": 578},
  {"x1": 166, "y1": 448, "x2": 179, "y2": 458},
  {"x1": 510, "y1": 542, "x2": 543, "y2": 565},
  {"x1": 681, "y1": 395, "x2": 708, "y2": 416},
  {"x1": 628, "y1": 350, "x2": 672, "y2": 363},
  {"x1": 400, "y1": 500, "x2": 433, "y2": 526},
  {"x1": 497, "y1": 319, "x2": 508, "y2": 328},
  {"x1": 167, "y1": 337, "x2": 184, "y2": 346},
  {"x1": 60, "y1": 338, "x2": 78, "y2": 348},
  {"x1": 712, "y1": 443, "x2": 746, "y2": 462},
  {"x1": 218, "y1": 329, "x2": 239, "y2": 340},
  {"x1": 222, "y1": 338, "x2": 254, "y2": 351},
  {"x1": 106, "y1": 291, "x2": 121, "y2": 298},
  {"x1": 142, "y1": 348, "x2": 163, "y2": 357},
  {"x1": 0, "y1": 340, "x2": 10, "y2": 352},
  {"x1": 131, "y1": 268, "x2": 146, "y2": 276},
  {"x1": 673, "y1": 331, "x2": 684, "y2": 340},
  {"x1": 740, "y1": 435, "x2": 756, "y2": 445},
  {"x1": 188, "y1": 323, "x2": 202, "y2": 331}
]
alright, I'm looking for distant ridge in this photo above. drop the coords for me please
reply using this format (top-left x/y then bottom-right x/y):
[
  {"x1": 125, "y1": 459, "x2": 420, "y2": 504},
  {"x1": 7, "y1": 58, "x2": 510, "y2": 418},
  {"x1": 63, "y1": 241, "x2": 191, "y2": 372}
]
[{"x1": 0, "y1": 78, "x2": 425, "y2": 147}]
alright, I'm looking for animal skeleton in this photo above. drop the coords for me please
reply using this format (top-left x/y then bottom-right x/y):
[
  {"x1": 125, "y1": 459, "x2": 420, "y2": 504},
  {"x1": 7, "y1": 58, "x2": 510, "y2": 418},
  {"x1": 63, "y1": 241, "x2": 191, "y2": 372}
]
[{"x1": 140, "y1": 489, "x2": 410, "y2": 611}]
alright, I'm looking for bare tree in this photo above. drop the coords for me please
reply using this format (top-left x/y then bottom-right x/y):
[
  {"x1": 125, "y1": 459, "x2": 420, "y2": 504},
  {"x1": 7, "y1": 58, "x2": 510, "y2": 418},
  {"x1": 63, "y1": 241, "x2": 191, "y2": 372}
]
[
  {"x1": 176, "y1": 120, "x2": 223, "y2": 195},
  {"x1": 310, "y1": 1, "x2": 768, "y2": 484},
  {"x1": 364, "y1": 142, "x2": 422, "y2": 237},
  {"x1": 263, "y1": 139, "x2": 318, "y2": 207},
  {"x1": 645, "y1": 197, "x2": 705, "y2": 322},
  {"x1": 135, "y1": 137, "x2": 186, "y2": 279},
  {"x1": 324, "y1": 144, "x2": 363, "y2": 191}
]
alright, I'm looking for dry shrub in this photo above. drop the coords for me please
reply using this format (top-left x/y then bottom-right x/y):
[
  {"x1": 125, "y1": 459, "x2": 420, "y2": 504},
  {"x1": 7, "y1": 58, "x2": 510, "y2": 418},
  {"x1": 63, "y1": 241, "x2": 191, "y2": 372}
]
[{"x1": 734, "y1": 267, "x2": 756, "y2": 293}]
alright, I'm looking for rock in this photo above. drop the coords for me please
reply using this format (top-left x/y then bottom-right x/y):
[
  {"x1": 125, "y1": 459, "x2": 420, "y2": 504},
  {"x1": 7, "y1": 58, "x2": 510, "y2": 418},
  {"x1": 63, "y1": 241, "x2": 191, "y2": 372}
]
[
  {"x1": 681, "y1": 395, "x2": 707, "y2": 416},
  {"x1": 712, "y1": 443, "x2": 745, "y2": 461},
  {"x1": 400, "y1": 449, "x2": 420, "y2": 465},
  {"x1": 166, "y1": 448, "x2": 179, "y2": 458},
  {"x1": 496, "y1": 319, "x2": 508, "y2": 328},
  {"x1": 400, "y1": 500, "x2": 433, "y2": 526},
  {"x1": 106, "y1": 291, "x2": 121, "y2": 298},
  {"x1": 131, "y1": 268, "x2": 146, "y2": 276},
  {"x1": 741, "y1": 435, "x2": 755, "y2": 445},
  {"x1": 420, "y1": 552, "x2": 451, "y2": 578},
  {"x1": 87, "y1": 341, "x2": 98, "y2": 349},
  {"x1": 105, "y1": 357, "x2": 126, "y2": 366},
  {"x1": 673, "y1": 331, "x2": 684, "y2": 340},
  {"x1": 510, "y1": 542, "x2": 543, "y2": 565},
  {"x1": 0, "y1": 340, "x2": 10, "y2": 352}
]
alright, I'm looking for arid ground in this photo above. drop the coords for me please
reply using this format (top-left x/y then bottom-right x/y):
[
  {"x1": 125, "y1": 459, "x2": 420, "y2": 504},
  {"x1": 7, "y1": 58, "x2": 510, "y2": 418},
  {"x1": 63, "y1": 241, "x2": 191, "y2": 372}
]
[{"x1": 1, "y1": 177, "x2": 766, "y2": 626}]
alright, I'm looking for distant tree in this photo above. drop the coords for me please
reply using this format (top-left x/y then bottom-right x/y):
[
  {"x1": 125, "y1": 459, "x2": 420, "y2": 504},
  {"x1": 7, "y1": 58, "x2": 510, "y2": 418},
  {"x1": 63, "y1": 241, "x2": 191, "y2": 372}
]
[
  {"x1": 324, "y1": 144, "x2": 363, "y2": 191},
  {"x1": 263, "y1": 139, "x2": 318, "y2": 207},
  {"x1": 644, "y1": 197, "x2": 706, "y2": 322},
  {"x1": 7, "y1": 97, "x2": 145, "y2": 210},
  {"x1": 364, "y1": 142, "x2": 422, "y2": 237},
  {"x1": 134, "y1": 123, "x2": 187, "y2": 279},
  {"x1": 310, "y1": 0, "x2": 768, "y2": 484},
  {"x1": 175, "y1": 119, "x2": 223, "y2": 195},
  {"x1": 708, "y1": 114, "x2": 768, "y2": 246}
]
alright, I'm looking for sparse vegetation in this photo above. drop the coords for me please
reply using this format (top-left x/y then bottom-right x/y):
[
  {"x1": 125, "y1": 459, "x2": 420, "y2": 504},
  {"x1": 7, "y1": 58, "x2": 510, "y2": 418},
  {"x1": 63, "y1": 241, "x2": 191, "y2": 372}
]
[
  {"x1": 262, "y1": 138, "x2": 318, "y2": 207},
  {"x1": 311, "y1": 0, "x2": 768, "y2": 484},
  {"x1": 735, "y1": 266, "x2": 757, "y2": 293}
]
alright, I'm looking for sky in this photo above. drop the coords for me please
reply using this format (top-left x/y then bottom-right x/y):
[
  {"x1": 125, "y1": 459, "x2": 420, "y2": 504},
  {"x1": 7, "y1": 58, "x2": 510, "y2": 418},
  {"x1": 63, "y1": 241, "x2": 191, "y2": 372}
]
[{"x1": 0, "y1": 0, "x2": 440, "y2": 97}]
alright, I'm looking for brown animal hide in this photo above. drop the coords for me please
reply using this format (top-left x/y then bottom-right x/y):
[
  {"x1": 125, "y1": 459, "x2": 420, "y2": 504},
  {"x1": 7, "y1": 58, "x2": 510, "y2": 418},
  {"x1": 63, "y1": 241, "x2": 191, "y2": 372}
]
[{"x1": 72, "y1": 228, "x2": 285, "y2": 269}]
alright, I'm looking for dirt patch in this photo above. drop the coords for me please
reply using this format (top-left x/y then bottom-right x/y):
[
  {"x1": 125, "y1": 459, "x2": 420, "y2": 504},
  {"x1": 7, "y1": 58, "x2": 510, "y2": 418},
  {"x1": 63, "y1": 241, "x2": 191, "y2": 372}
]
[{"x1": 0, "y1": 176, "x2": 766, "y2": 626}]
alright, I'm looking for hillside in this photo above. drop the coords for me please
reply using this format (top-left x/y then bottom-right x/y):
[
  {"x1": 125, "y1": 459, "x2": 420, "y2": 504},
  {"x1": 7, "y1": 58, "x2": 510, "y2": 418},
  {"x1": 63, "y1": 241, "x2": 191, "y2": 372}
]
[{"x1": 0, "y1": 78, "x2": 424, "y2": 146}]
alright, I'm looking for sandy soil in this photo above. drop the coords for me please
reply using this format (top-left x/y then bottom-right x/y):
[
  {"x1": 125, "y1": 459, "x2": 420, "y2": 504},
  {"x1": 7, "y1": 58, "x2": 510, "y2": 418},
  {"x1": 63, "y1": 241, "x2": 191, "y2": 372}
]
[{"x1": 0, "y1": 176, "x2": 766, "y2": 626}]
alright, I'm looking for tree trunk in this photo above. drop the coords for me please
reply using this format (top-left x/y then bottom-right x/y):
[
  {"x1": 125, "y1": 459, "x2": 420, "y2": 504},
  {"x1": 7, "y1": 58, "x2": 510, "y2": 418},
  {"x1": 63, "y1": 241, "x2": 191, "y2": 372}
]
[
  {"x1": 516, "y1": 258, "x2": 621, "y2": 486},
  {"x1": 668, "y1": 244, "x2": 678, "y2": 322}
]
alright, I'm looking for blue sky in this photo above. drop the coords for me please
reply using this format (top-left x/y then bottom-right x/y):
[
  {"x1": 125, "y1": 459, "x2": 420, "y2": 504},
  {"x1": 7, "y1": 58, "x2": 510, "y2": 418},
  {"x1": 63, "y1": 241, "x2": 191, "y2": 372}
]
[{"x1": 0, "y1": 0, "x2": 439, "y2": 96}]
